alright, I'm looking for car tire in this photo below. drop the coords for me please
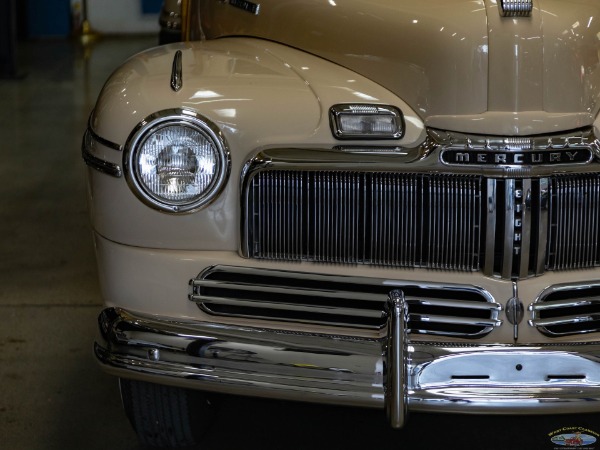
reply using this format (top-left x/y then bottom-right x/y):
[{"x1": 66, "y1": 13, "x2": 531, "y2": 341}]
[{"x1": 119, "y1": 379, "x2": 215, "y2": 449}]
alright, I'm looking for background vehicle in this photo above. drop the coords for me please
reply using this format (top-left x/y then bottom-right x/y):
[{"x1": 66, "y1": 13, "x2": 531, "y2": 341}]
[
  {"x1": 158, "y1": 0, "x2": 182, "y2": 44},
  {"x1": 84, "y1": 0, "x2": 600, "y2": 447}
]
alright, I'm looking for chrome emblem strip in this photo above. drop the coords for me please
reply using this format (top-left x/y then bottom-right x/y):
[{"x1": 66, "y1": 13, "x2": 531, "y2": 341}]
[
  {"x1": 437, "y1": 129, "x2": 598, "y2": 167},
  {"x1": 499, "y1": 0, "x2": 533, "y2": 17},
  {"x1": 441, "y1": 148, "x2": 592, "y2": 166},
  {"x1": 228, "y1": 0, "x2": 260, "y2": 15}
]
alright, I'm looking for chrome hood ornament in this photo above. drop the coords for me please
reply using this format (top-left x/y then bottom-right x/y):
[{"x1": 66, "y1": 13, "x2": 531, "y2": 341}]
[{"x1": 499, "y1": 0, "x2": 533, "y2": 17}]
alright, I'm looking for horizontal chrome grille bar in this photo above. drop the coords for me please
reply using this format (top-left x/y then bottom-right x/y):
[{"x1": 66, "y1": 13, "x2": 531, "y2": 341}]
[
  {"x1": 530, "y1": 314, "x2": 600, "y2": 328},
  {"x1": 191, "y1": 279, "x2": 385, "y2": 302},
  {"x1": 530, "y1": 283, "x2": 600, "y2": 336},
  {"x1": 193, "y1": 295, "x2": 385, "y2": 319},
  {"x1": 531, "y1": 297, "x2": 600, "y2": 311},
  {"x1": 190, "y1": 266, "x2": 501, "y2": 337},
  {"x1": 408, "y1": 298, "x2": 502, "y2": 311},
  {"x1": 410, "y1": 314, "x2": 502, "y2": 327}
]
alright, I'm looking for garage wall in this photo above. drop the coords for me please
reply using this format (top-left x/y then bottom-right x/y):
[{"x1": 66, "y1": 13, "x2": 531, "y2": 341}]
[
  {"x1": 25, "y1": 0, "x2": 160, "y2": 38},
  {"x1": 27, "y1": 0, "x2": 71, "y2": 38}
]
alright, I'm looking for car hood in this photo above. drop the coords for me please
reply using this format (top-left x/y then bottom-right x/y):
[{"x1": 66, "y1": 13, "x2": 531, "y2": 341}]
[{"x1": 200, "y1": 0, "x2": 600, "y2": 134}]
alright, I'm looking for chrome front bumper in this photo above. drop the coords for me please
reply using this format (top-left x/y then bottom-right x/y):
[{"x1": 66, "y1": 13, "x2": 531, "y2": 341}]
[{"x1": 95, "y1": 300, "x2": 600, "y2": 428}]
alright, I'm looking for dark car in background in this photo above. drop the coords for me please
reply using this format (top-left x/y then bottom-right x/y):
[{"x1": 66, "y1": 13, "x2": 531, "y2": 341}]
[{"x1": 158, "y1": 0, "x2": 182, "y2": 44}]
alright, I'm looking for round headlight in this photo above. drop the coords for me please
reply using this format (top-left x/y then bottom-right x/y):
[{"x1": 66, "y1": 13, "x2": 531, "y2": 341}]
[{"x1": 125, "y1": 109, "x2": 230, "y2": 213}]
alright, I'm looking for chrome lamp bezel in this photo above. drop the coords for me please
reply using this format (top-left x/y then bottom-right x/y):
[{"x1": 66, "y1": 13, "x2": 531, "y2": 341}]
[
  {"x1": 329, "y1": 104, "x2": 404, "y2": 140},
  {"x1": 124, "y1": 108, "x2": 230, "y2": 213},
  {"x1": 498, "y1": 0, "x2": 533, "y2": 17}
]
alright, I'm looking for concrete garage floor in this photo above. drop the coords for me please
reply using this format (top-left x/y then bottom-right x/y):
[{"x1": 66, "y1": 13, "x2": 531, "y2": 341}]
[{"x1": 2, "y1": 35, "x2": 600, "y2": 450}]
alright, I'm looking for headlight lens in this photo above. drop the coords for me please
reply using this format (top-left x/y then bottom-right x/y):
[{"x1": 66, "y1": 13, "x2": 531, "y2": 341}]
[{"x1": 125, "y1": 110, "x2": 230, "y2": 212}]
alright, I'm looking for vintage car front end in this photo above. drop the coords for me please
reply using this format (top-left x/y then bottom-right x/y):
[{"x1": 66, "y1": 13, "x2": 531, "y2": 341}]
[{"x1": 84, "y1": 0, "x2": 600, "y2": 447}]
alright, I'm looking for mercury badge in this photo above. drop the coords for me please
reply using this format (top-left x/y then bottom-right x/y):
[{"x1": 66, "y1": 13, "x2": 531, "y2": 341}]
[
  {"x1": 440, "y1": 134, "x2": 595, "y2": 167},
  {"x1": 499, "y1": 0, "x2": 533, "y2": 17}
]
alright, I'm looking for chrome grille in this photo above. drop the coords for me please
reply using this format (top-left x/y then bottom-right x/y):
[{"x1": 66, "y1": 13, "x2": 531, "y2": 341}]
[
  {"x1": 244, "y1": 171, "x2": 483, "y2": 271},
  {"x1": 242, "y1": 159, "x2": 600, "y2": 279},
  {"x1": 190, "y1": 266, "x2": 501, "y2": 336},
  {"x1": 548, "y1": 176, "x2": 600, "y2": 269},
  {"x1": 530, "y1": 283, "x2": 600, "y2": 336}
]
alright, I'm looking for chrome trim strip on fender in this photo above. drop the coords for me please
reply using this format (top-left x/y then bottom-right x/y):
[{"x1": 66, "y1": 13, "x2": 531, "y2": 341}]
[
  {"x1": 81, "y1": 129, "x2": 122, "y2": 177},
  {"x1": 96, "y1": 307, "x2": 600, "y2": 420},
  {"x1": 87, "y1": 116, "x2": 123, "y2": 152}
]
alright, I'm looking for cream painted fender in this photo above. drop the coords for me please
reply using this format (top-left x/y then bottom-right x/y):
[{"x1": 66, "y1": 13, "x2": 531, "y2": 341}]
[
  {"x1": 87, "y1": 37, "x2": 425, "y2": 250},
  {"x1": 200, "y1": 0, "x2": 600, "y2": 135}
]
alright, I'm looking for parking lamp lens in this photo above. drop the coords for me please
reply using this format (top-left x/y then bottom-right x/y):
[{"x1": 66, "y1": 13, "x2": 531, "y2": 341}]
[
  {"x1": 339, "y1": 114, "x2": 397, "y2": 134},
  {"x1": 330, "y1": 104, "x2": 404, "y2": 140}
]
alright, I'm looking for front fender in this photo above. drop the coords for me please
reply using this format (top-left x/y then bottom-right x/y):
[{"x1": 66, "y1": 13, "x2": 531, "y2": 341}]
[{"x1": 87, "y1": 37, "x2": 425, "y2": 250}]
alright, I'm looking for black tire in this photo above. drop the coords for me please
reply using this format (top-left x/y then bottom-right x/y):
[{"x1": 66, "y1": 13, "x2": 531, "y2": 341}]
[{"x1": 119, "y1": 379, "x2": 215, "y2": 449}]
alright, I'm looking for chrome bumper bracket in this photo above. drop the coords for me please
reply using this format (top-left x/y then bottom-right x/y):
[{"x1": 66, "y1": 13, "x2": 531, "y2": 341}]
[
  {"x1": 385, "y1": 290, "x2": 409, "y2": 429},
  {"x1": 384, "y1": 290, "x2": 409, "y2": 428}
]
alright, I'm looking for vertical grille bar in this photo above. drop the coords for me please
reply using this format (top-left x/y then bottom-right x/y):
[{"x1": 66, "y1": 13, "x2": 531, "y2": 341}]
[
  {"x1": 309, "y1": 172, "x2": 363, "y2": 263},
  {"x1": 371, "y1": 174, "x2": 419, "y2": 265},
  {"x1": 484, "y1": 179, "x2": 497, "y2": 277},
  {"x1": 245, "y1": 171, "x2": 482, "y2": 270},
  {"x1": 548, "y1": 175, "x2": 600, "y2": 269},
  {"x1": 428, "y1": 177, "x2": 441, "y2": 267},
  {"x1": 536, "y1": 178, "x2": 549, "y2": 275}
]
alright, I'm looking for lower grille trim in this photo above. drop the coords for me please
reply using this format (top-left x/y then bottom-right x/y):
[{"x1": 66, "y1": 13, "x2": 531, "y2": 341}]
[
  {"x1": 190, "y1": 265, "x2": 501, "y2": 337},
  {"x1": 530, "y1": 282, "x2": 600, "y2": 336}
]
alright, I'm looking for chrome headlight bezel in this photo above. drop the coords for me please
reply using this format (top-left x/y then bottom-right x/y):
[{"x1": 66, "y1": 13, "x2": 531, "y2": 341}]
[{"x1": 124, "y1": 109, "x2": 230, "y2": 213}]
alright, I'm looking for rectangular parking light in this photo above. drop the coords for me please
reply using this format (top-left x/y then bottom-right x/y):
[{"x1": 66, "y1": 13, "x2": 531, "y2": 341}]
[{"x1": 330, "y1": 104, "x2": 404, "y2": 139}]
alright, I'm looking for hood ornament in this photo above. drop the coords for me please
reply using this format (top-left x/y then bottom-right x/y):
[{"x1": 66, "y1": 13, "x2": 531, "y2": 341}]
[
  {"x1": 170, "y1": 50, "x2": 183, "y2": 92},
  {"x1": 499, "y1": 0, "x2": 533, "y2": 17}
]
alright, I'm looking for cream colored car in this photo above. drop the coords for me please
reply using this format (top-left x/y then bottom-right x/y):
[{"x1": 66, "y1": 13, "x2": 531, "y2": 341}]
[{"x1": 84, "y1": 0, "x2": 600, "y2": 447}]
